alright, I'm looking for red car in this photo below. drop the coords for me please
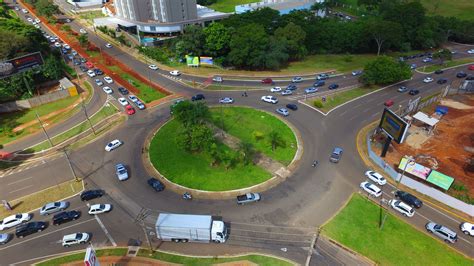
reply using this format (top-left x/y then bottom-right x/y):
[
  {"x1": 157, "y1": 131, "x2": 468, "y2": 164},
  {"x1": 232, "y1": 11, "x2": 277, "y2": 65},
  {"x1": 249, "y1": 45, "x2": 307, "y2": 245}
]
[
  {"x1": 85, "y1": 61, "x2": 94, "y2": 69},
  {"x1": 384, "y1": 99, "x2": 394, "y2": 107},
  {"x1": 468, "y1": 65, "x2": 474, "y2": 71},
  {"x1": 125, "y1": 105, "x2": 135, "y2": 115},
  {"x1": 261, "y1": 78, "x2": 274, "y2": 84}
]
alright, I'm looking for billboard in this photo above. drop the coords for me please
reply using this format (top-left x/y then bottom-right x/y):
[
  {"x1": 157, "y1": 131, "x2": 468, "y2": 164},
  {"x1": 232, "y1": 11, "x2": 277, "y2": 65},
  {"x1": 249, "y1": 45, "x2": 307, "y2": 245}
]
[
  {"x1": 84, "y1": 246, "x2": 100, "y2": 266},
  {"x1": 379, "y1": 108, "x2": 409, "y2": 144},
  {"x1": 186, "y1": 55, "x2": 199, "y2": 67},
  {"x1": 426, "y1": 170, "x2": 454, "y2": 190},
  {"x1": 0, "y1": 52, "x2": 44, "y2": 79},
  {"x1": 398, "y1": 157, "x2": 431, "y2": 180},
  {"x1": 200, "y1": 56, "x2": 213, "y2": 65}
]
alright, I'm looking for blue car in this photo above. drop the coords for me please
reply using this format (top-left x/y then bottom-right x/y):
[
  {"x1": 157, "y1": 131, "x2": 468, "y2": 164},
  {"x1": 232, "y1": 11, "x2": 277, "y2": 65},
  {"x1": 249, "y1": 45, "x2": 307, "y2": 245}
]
[
  {"x1": 314, "y1": 80, "x2": 325, "y2": 87},
  {"x1": 305, "y1": 87, "x2": 318, "y2": 94},
  {"x1": 328, "y1": 84, "x2": 339, "y2": 90}
]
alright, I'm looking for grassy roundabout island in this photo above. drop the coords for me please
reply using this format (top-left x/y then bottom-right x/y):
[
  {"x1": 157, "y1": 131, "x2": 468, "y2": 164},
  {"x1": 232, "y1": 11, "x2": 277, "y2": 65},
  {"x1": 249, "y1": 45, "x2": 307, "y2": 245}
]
[{"x1": 149, "y1": 105, "x2": 297, "y2": 191}]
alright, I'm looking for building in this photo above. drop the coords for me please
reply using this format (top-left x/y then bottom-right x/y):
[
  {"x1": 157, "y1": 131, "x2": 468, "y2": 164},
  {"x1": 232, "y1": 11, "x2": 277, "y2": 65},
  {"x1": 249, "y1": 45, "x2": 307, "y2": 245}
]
[{"x1": 236, "y1": 0, "x2": 324, "y2": 15}]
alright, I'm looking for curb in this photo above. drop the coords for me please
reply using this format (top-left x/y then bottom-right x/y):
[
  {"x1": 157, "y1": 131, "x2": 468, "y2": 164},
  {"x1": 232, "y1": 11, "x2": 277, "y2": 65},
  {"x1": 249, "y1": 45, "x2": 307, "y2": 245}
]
[{"x1": 415, "y1": 60, "x2": 474, "y2": 74}]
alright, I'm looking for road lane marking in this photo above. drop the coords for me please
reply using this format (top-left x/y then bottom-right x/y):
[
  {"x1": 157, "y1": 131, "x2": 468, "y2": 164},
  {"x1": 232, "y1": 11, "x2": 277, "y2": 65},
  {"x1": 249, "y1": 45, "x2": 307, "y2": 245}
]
[
  {"x1": 9, "y1": 185, "x2": 33, "y2": 194},
  {"x1": 363, "y1": 108, "x2": 371, "y2": 113},
  {"x1": 354, "y1": 103, "x2": 363, "y2": 109},
  {"x1": 339, "y1": 110, "x2": 347, "y2": 116},
  {"x1": 93, "y1": 214, "x2": 117, "y2": 247},
  {"x1": 0, "y1": 218, "x2": 95, "y2": 252},
  {"x1": 7, "y1": 176, "x2": 34, "y2": 186}
]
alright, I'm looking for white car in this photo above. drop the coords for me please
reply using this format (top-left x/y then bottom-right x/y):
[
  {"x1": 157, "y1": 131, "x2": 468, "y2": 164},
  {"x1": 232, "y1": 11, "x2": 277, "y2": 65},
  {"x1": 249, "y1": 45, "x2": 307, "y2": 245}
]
[
  {"x1": 105, "y1": 43, "x2": 112, "y2": 48},
  {"x1": 270, "y1": 87, "x2": 282, "y2": 93},
  {"x1": 34, "y1": 18, "x2": 41, "y2": 23},
  {"x1": 88, "y1": 204, "x2": 112, "y2": 215},
  {"x1": 281, "y1": 89, "x2": 293, "y2": 96},
  {"x1": 26, "y1": 17, "x2": 33, "y2": 22},
  {"x1": 292, "y1": 77, "x2": 303, "y2": 83},
  {"x1": 467, "y1": 49, "x2": 474, "y2": 54},
  {"x1": 389, "y1": 199, "x2": 415, "y2": 217},
  {"x1": 34, "y1": 24, "x2": 40, "y2": 29},
  {"x1": 460, "y1": 222, "x2": 474, "y2": 236},
  {"x1": 359, "y1": 181, "x2": 382, "y2": 197},
  {"x1": 128, "y1": 95, "x2": 139, "y2": 103},
  {"x1": 0, "y1": 213, "x2": 31, "y2": 230},
  {"x1": 148, "y1": 64, "x2": 158, "y2": 70},
  {"x1": 423, "y1": 77, "x2": 434, "y2": 83},
  {"x1": 261, "y1": 95, "x2": 278, "y2": 104},
  {"x1": 219, "y1": 97, "x2": 234, "y2": 104},
  {"x1": 115, "y1": 163, "x2": 129, "y2": 181},
  {"x1": 102, "y1": 87, "x2": 113, "y2": 94},
  {"x1": 86, "y1": 70, "x2": 96, "y2": 78},
  {"x1": 21, "y1": 8, "x2": 28, "y2": 14},
  {"x1": 117, "y1": 97, "x2": 129, "y2": 106},
  {"x1": 79, "y1": 28, "x2": 87, "y2": 34},
  {"x1": 276, "y1": 108, "x2": 289, "y2": 116},
  {"x1": 95, "y1": 79, "x2": 104, "y2": 86},
  {"x1": 62, "y1": 232, "x2": 90, "y2": 247},
  {"x1": 105, "y1": 139, "x2": 122, "y2": 152},
  {"x1": 54, "y1": 42, "x2": 62, "y2": 48},
  {"x1": 103, "y1": 76, "x2": 113, "y2": 84},
  {"x1": 63, "y1": 44, "x2": 71, "y2": 50},
  {"x1": 169, "y1": 70, "x2": 181, "y2": 76},
  {"x1": 365, "y1": 170, "x2": 387, "y2": 185},
  {"x1": 212, "y1": 76, "x2": 223, "y2": 83}
]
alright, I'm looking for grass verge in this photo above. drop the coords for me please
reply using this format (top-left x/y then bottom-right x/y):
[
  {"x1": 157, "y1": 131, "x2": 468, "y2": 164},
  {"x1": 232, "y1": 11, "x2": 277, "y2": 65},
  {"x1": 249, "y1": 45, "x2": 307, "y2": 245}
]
[
  {"x1": 322, "y1": 194, "x2": 473, "y2": 266},
  {"x1": 208, "y1": 0, "x2": 259, "y2": 13},
  {"x1": 0, "y1": 180, "x2": 83, "y2": 220},
  {"x1": 306, "y1": 86, "x2": 375, "y2": 113},
  {"x1": 149, "y1": 119, "x2": 272, "y2": 191},
  {"x1": 28, "y1": 104, "x2": 118, "y2": 152},
  {"x1": 420, "y1": 0, "x2": 474, "y2": 20},
  {"x1": 209, "y1": 107, "x2": 297, "y2": 165},
  {"x1": 419, "y1": 58, "x2": 474, "y2": 73},
  {"x1": 36, "y1": 248, "x2": 127, "y2": 266}
]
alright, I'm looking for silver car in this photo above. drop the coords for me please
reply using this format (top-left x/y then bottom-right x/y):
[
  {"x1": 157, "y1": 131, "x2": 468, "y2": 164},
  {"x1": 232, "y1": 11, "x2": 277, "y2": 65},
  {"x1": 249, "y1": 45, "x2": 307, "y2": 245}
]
[
  {"x1": 281, "y1": 90, "x2": 293, "y2": 96},
  {"x1": 0, "y1": 233, "x2": 11, "y2": 245},
  {"x1": 276, "y1": 108, "x2": 289, "y2": 116},
  {"x1": 115, "y1": 164, "x2": 129, "y2": 181},
  {"x1": 40, "y1": 201, "x2": 69, "y2": 215}
]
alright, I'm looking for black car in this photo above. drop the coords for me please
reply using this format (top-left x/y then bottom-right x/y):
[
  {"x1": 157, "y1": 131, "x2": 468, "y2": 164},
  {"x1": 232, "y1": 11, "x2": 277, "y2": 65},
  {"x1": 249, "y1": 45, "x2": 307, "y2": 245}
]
[
  {"x1": 286, "y1": 103, "x2": 298, "y2": 110},
  {"x1": 118, "y1": 87, "x2": 129, "y2": 95},
  {"x1": 80, "y1": 57, "x2": 87, "y2": 63},
  {"x1": 15, "y1": 222, "x2": 47, "y2": 238},
  {"x1": 466, "y1": 75, "x2": 474, "y2": 81},
  {"x1": 53, "y1": 210, "x2": 81, "y2": 225},
  {"x1": 79, "y1": 65, "x2": 88, "y2": 72},
  {"x1": 191, "y1": 94, "x2": 205, "y2": 101},
  {"x1": 437, "y1": 78, "x2": 448, "y2": 84},
  {"x1": 395, "y1": 190, "x2": 423, "y2": 208},
  {"x1": 94, "y1": 68, "x2": 104, "y2": 75},
  {"x1": 147, "y1": 178, "x2": 165, "y2": 192},
  {"x1": 409, "y1": 89, "x2": 420, "y2": 95},
  {"x1": 456, "y1": 72, "x2": 467, "y2": 78},
  {"x1": 328, "y1": 83, "x2": 339, "y2": 90},
  {"x1": 434, "y1": 69, "x2": 443, "y2": 74},
  {"x1": 80, "y1": 189, "x2": 104, "y2": 201},
  {"x1": 286, "y1": 84, "x2": 297, "y2": 91}
]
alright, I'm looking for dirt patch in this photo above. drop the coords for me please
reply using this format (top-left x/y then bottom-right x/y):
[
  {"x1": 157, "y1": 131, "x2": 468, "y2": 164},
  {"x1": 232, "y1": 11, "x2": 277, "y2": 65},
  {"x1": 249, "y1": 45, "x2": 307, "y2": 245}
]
[
  {"x1": 215, "y1": 261, "x2": 258, "y2": 266},
  {"x1": 374, "y1": 95, "x2": 474, "y2": 199}
]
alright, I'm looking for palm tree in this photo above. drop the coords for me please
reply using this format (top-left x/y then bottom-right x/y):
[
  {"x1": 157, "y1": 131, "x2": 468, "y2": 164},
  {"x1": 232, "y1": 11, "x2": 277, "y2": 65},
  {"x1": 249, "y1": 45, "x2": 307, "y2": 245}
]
[
  {"x1": 238, "y1": 142, "x2": 256, "y2": 165},
  {"x1": 268, "y1": 130, "x2": 285, "y2": 151}
]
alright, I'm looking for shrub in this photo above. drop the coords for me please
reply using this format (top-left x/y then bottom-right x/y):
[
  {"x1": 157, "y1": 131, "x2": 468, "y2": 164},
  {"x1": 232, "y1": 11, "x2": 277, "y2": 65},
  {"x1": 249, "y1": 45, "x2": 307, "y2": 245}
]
[
  {"x1": 253, "y1": 131, "x2": 264, "y2": 141},
  {"x1": 313, "y1": 100, "x2": 323, "y2": 108}
]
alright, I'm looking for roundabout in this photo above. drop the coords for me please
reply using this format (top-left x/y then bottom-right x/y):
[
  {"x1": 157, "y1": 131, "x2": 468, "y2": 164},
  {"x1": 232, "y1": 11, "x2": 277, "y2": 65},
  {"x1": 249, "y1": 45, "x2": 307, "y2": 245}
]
[{"x1": 148, "y1": 106, "x2": 300, "y2": 192}]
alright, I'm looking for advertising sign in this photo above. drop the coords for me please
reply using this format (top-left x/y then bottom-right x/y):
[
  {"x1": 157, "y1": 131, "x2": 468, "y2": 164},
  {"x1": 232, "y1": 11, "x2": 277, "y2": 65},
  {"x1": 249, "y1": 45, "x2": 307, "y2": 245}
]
[
  {"x1": 0, "y1": 52, "x2": 44, "y2": 79},
  {"x1": 398, "y1": 157, "x2": 431, "y2": 180},
  {"x1": 200, "y1": 56, "x2": 213, "y2": 65},
  {"x1": 186, "y1": 55, "x2": 199, "y2": 67},
  {"x1": 378, "y1": 108, "x2": 409, "y2": 144},
  {"x1": 426, "y1": 170, "x2": 454, "y2": 190},
  {"x1": 84, "y1": 246, "x2": 100, "y2": 266}
]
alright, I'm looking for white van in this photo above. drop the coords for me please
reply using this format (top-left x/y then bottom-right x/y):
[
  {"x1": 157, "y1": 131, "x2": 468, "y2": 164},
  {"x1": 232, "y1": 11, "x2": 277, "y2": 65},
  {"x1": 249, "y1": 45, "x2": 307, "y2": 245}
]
[{"x1": 62, "y1": 233, "x2": 90, "y2": 247}]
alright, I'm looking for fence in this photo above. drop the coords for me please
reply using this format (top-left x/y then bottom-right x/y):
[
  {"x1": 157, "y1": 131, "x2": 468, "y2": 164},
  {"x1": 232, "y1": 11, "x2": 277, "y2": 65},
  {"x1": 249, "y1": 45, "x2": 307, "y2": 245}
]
[
  {"x1": 0, "y1": 89, "x2": 71, "y2": 113},
  {"x1": 367, "y1": 133, "x2": 474, "y2": 217}
]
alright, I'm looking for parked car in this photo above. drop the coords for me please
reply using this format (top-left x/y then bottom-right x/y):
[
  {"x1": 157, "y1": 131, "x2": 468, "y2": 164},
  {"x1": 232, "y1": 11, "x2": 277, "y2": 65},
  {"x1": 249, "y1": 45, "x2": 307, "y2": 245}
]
[
  {"x1": 423, "y1": 77, "x2": 434, "y2": 83},
  {"x1": 80, "y1": 190, "x2": 104, "y2": 201},
  {"x1": 94, "y1": 68, "x2": 104, "y2": 75},
  {"x1": 384, "y1": 99, "x2": 394, "y2": 107},
  {"x1": 134, "y1": 100, "x2": 146, "y2": 110},
  {"x1": 456, "y1": 71, "x2": 467, "y2": 78},
  {"x1": 460, "y1": 222, "x2": 474, "y2": 236},
  {"x1": 117, "y1": 97, "x2": 128, "y2": 106},
  {"x1": 434, "y1": 69, "x2": 443, "y2": 74},
  {"x1": 105, "y1": 139, "x2": 122, "y2": 152},
  {"x1": 261, "y1": 78, "x2": 274, "y2": 84},
  {"x1": 276, "y1": 108, "x2": 289, "y2": 116},
  {"x1": 219, "y1": 97, "x2": 234, "y2": 104},
  {"x1": 270, "y1": 87, "x2": 282, "y2": 92},
  {"x1": 466, "y1": 75, "x2": 474, "y2": 81},
  {"x1": 237, "y1": 193, "x2": 261, "y2": 205},
  {"x1": 292, "y1": 76, "x2": 303, "y2": 83},
  {"x1": 102, "y1": 87, "x2": 113, "y2": 94},
  {"x1": 351, "y1": 70, "x2": 363, "y2": 76},
  {"x1": 398, "y1": 86, "x2": 408, "y2": 93},
  {"x1": 118, "y1": 87, "x2": 129, "y2": 95},
  {"x1": 103, "y1": 76, "x2": 113, "y2": 84},
  {"x1": 281, "y1": 89, "x2": 293, "y2": 96},
  {"x1": 147, "y1": 178, "x2": 165, "y2": 192},
  {"x1": 62, "y1": 232, "x2": 90, "y2": 247},
  {"x1": 53, "y1": 211, "x2": 81, "y2": 225},
  {"x1": 94, "y1": 79, "x2": 103, "y2": 86},
  {"x1": 86, "y1": 70, "x2": 96, "y2": 78},
  {"x1": 389, "y1": 200, "x2": 415, "y2": 217},
  {"x1": 79, "y1": 28, "x2": 87, "y2": 34},
  {"x1": 286, "y1": 103, "x2": 298, "y2": 110},
  {"x1": 437, "y1": 78, "x2": 448, "y2": 84},
  {"x1": 88, "y1": 204, "x2": 112, "y2": 215},
  {"x1": 115, "y1": 163, "x2": 129, "y2": 181},
  {"x1": 359, "y1": 181, "x2": 382, "y2": 197},
  {"x1": 305, "y1": 87, "x2": 318, "y2": 94},
  {"x1": 261, "y1": 95, "x2": 278, "y2": 104},
  {"x1": 169, "y1": 70, "x2": 181, "y2": 76},
  {"x1": 148, "y1": 64, "x2": 158, "y2": 70},
  {"x1": 128, "y1": 95, "x2": 138, "y2": 103},
  {"x1": 191, "y1": 94, "x2": 205, "y2": 101},
  {"x1": 0, "y1": 233, "x2": 11, "y2": 245},
  {"x1": 409, "y1": 89, "x2": 420, "y2": 95},
  {"x1": 410, "y1": 64, "x2": 417, "y2": 69},
  {"x1": 314, "y1": 80, "x2": 325, "y2": 87},
  {"x1": 40, "y1": 201, "x2": 69, "y2": 215},
  {"x1": 0, "y1": 213, "x2": 31, "y2": 230},
  {"x1": 125, "y1": 105, "x2": 135, "y2": 115},
  {"x1": 15, "y1": 222, "x2": 47, "y2": 238},
  {"x1": 85, "y1": 62, "x2": 94, "y2": 69},
  {"x1": 395, "y1": 190, "x2": 423, "y2": 208},
  {"x1": 329, "y1": 147, "x2": 343, "y2": 163},
  {"x1": 422, "y1": 58, "x2": 432, "y2": 63},
  {"x1": 365, "y1": 170, "x2": 387, "y2": 185},
  {"x1": 425, "y1": 222, "x2": 457, "y2": 243},
  {"x1": 468, "y1": 65, "x2": 474, "y2": 71},
  {"x1": 467, "y1": 49, "x2": 474, "y2": 54},
  {"x1": 328, "y1": 83, "x2": 339, "y2": 90}
]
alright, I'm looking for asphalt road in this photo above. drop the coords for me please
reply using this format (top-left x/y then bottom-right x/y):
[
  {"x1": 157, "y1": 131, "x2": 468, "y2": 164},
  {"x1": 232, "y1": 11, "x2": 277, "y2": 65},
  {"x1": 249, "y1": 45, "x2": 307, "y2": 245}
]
[{"x1": 2, "y1": 1, "x2": 473, "y2": 264}]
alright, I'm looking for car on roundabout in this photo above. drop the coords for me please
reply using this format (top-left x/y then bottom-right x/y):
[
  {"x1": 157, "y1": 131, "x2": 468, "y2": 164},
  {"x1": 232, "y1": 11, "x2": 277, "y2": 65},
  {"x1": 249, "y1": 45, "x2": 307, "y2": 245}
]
[
  {"x1": 456, "y1": 71, "x2": 467, "y2": 78},
  {"x1": 365, "y1": 170, "x2": 387, "y2": 185},
  {"x1": 115, "y1": 163, "x2": 129, "y2": 181},
  {"x1": 467, "y1": 49, "x2": 474, "y2": 54},
  {"x1": 15, "y1": 222, "x2": 47, "y2": 238},
  {"x1": 314, "y1": 80, "x2": 325, "y2": 87},
  {"x1": 281, "y1": 89, "x2": 293, "y2": 96},
  {"x1": 469, "y1": 65, "x2": 474, "y2": 71},
  {"x1": 384, "y1": 99, "x2": 394, "y2": 107},
  {"x1": 276, "y1": 108, "x2": 289, "y2": 116},
  {"x1": 0, "y1": 213, "x2": 31, "y2": 230},
  {"x1": 88, "y1": 204, "x2": 112, "y2": 215},
  {"x1": 270, "y1": 87, "x2": 282, "y2": 93},
  {"x1": 219, "y1": 97, "x2": 234, "y2": 104},
  {"x1": 316, "y1": 73, "x2": 329, "y2": 80},
  {"x1": 286, "y1": 103, "x2": 298, "y2": 110},
  {"x1": 286, "y1": 84, "x2": 297, "y2": 91},
  {"x1": 351, "y1": 70, "x2": 363, "y2": 76},
  {"x1": 53, "y1": 210, "x2": 81, "y2": 225},
  {"x1": 102, "y1": 87, "x2": 113, "y2": 94},
  {"x1": 147, "y1": 178, "x2": 165, "y2": 192},
  {"x1": 261, "y1": 95, "x2": 278, "y2": 104},
  {"x1": 423, "y1": 77, "x2": 434, "y2": 83},
  {"x1": 359, "y1": 181, "x2": 381, "y2": 197},
  {"x1": 105, "y1": 139, "x2": 122, "y2": 152}
]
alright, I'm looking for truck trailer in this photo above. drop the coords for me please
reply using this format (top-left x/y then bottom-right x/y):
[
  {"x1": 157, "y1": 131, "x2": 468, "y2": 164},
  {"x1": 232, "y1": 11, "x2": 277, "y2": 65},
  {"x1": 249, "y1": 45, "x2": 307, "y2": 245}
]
[{"x1": 155, "y1": 213, "x2": 228, "y2": 243}]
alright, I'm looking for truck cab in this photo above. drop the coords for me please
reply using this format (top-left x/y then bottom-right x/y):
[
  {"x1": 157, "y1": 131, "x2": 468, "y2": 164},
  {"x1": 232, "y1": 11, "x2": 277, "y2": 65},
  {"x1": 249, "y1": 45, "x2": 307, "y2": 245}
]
[{"x1": 211, "y1": 220, "x2": 228, "y2": 243}]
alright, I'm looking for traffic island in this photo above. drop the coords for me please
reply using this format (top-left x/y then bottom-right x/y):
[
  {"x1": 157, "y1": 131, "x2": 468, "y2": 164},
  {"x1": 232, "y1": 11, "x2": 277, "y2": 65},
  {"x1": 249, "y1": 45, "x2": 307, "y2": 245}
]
[{"x1": 144, "y1": 106, "x2": 302, "y2": 199}]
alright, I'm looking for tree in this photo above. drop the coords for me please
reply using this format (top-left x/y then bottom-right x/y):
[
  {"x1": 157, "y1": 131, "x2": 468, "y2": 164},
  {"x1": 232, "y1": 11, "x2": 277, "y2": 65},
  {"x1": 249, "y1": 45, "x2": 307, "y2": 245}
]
[
  {"x1": 364, "y1": 18, "x2": 403, "y2": 55},
  {"x1": 268, "y1": 130, "x2": 285, "y2": 151},
  {"x1": 178, "y1": 25, "x2": 206, "y2": 57},
  {"x1": 432, "y1": 49, "x2": 452, "y2": 66},
  {"x1": 177, "y1": 124, "x2": 214, "y2": 153},
  {"x1": 173, "y1": 101, "x2": 210, "y2": 128},
  {"x1": 35, "y1": 0, "x2": 59, "y2": 18},
  {"x1": 274, "y1": 22, "x2": 307, "y2": 60},
  {"x1": 203, "y1": 22, "x2": 231, "y2": 58},
  {"x1": 361, "y1": 56, "x2": 412, "y2": 85},
  {"x1": 77, "y1": 34, "x2": 88, "y2": 47},
  {"x1": 238, "y1": 142, "x2": 256, "y2": 165},
  {"x1": 41, "y1": 55, "x2": 63, "y2": 80},
  {"x1": 0, "y1": 29, "x2": 29, "y2": 59}
]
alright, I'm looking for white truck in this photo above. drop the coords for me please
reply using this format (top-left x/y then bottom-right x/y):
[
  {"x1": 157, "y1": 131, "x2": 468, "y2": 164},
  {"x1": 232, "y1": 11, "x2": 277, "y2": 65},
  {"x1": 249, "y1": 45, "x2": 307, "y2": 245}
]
[
  {"x1": 236, "y1": 193, "x2": 261, "y2": 205},
  {"x1": 155, "y1": 213, "x2": 228, "y2": 243}
]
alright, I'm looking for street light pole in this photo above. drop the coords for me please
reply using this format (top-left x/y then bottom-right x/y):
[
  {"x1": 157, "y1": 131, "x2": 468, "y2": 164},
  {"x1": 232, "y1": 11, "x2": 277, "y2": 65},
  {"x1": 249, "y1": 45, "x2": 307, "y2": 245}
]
[
  {"x1": 35, "y1": 111, "x2": 54, "y2": 148},
  {"x1": 63, "y1": 148, "x2": 79, "y2": 182}
]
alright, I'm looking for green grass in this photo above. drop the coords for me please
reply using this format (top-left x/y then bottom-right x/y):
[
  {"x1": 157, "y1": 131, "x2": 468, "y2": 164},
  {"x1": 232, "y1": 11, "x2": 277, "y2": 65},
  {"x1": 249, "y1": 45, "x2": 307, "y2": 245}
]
[
  {"x1": 419, "y1": 58, "x2": 474, "y2": 73},
  {"x1": 308, "y1": 87, "x2": 375, "y2": 113},
  {"x1": 29, "y1": 104, "x2": 118, "y2": 152},
  {"x1": 78, "y1": 10, "x2": 105, "y2": 21},
  {"x1": 282, "y1": 54, "x2": 375, "y2": 74},
  {"x1": 149, "y1": 119, "x2": 271, "y2": 191},
  {"x1": 420, "y1": 0, "x2": 474, "y2": 21},
  {"x1": 138, "y1": 249, "x2": 293, "y2": 266},
  {"x1": 323, "y1": 194, "x2": 473, "y2": 266},
  {"x1": 208, "y1": 0, "x2": 260, "y2": 13},
  {"x1": 210, "y1": 107, "x2": 297, "y2": 165},
  {"x1": 36, "y1": 248, "x2": 127, "y2": 266}
]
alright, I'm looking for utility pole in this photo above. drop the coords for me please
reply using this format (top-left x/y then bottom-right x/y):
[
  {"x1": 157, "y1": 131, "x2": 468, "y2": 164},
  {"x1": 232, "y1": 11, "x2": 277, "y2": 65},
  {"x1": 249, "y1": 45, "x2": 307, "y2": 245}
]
[
  {"x1": 134, "y1": 208, "x2": 154, "y2": 255},
  {"x1": 35, "y1": 111, "x2": 54, "y2": 148},
  {"x1": 63, "y1": 148, "x2": 79, "y2": 182},
  {"x1": 81, "y1": 95, "x2": 96, "y2": 135}
]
